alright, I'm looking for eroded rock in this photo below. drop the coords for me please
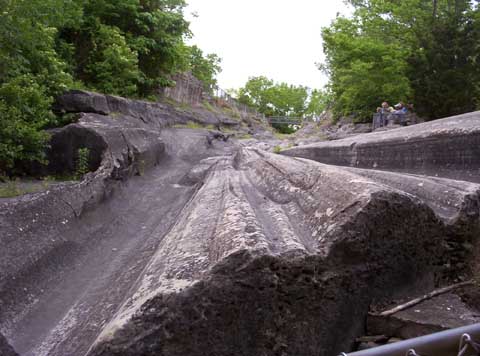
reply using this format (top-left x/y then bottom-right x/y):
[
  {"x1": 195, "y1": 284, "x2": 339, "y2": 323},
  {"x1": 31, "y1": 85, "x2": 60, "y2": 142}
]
[
  {"x1": 0, "y1": 333, "x2": 18, "y2": 356},
  {"x1": 282, "y1": 111, "x2": 480, "y2": 182},
  {"x1": 367, "y1": 293, "x2": 480, "y2": 340},
  {"x1": 87, "y1": 149, "x2": 460, "y2": 356},
  {"x1": 55, "y1": 89, "x2": 247, "y2": 130},
  {"x1": 3, "y1": 92, "x2": 480, "y2": 356}
]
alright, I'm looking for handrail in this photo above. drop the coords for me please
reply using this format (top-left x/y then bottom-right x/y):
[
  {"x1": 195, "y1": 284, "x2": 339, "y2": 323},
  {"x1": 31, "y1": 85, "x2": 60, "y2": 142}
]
[
  {"x1": 338, "y1": 323, "x2": 480, "y2": 356},
  {"x1": 267, "y1": 117, "x2": 303, "y2": 124}
]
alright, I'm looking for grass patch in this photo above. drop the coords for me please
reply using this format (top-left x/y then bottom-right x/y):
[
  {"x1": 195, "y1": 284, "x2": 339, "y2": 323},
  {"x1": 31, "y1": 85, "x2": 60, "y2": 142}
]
[
  {"x1": 203, "y1": 101, "x2": 216, "y2": 112},
  {"x1": 0, "y1": 176, "x2": 68, "y2": 198},
  {"x1": 237, "y1": 133, "x2": 253, "y2": 140},
  {"x1": 220, "y1": 126, "x2": 236, "y2": 133},
  {"x1": 273, "y1": 145, "x2": 282, "y2": 154},
  {"x1": 274, "y1": 132, "x2": 292, "y2": 140},
  {"x1": 222, "y1": 106, "x2": 241, "y2": 119},
  {"x1": 163, "y1": 97, "x2": 193, "y2": 111},
  {"x1": 173, "y1": 121, "x2": 215, "y2": 130}
]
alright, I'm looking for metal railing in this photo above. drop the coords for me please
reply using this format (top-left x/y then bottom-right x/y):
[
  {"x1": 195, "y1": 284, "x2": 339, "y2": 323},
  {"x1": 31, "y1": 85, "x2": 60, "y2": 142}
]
[
  {"x1": 267, "y1": 116, "x2": 303, "y2": 125},
  {"x1": 338, "y1": 323, "x2": 480, "y2": 356},
  {"x1": 212, "y1": 87, "x2": 265, "y2": 120},
  {"x1": 372, "y1": 112, "x2": 411, "y2": 130}
]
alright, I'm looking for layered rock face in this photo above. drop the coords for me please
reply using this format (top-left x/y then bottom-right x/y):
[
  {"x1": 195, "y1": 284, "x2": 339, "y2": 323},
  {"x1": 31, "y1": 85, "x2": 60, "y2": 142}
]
[
  {"x1": 0, "y1": 91, "x2": 238, "y2": 356},
  {"x1": 282, "y1": 111, "x2": 480, "y2": 182},
  {"x1": 55, "y1": 89, "x2": 246, "y2": 129},
  {"x1": 1, "y1": 91, "x2": 479, "y2": 356},
  {"x1": 0, "y1": 332, "x2": 18, "y2": 356},
  {"x1": 88, "y1": 150, "x2": 479, "y2": 356}
]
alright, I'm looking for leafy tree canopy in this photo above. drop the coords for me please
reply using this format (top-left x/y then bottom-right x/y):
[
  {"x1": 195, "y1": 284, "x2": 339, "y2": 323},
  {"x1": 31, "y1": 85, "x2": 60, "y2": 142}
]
[
  {"x1": 237, "y1": 76, "x2": 329, "y2": 133},
  {"x1": 238, "y1": 76, "x2": 326, "y2": 118},
  {"x1": 188, "y1": 45, "x2": 222, "y2": 92},
  {"x1": 321, "y1": 0, "x2": 480, "y2": 122},
  {"x1": 0, "y1": 0, "x2": 222, "y2": 174}
]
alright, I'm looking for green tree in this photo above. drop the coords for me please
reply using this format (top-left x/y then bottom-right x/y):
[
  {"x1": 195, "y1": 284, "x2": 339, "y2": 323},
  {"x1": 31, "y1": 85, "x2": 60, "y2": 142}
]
[
  {"x1": 58, "y1": 0, "x2": 192, "y2": 96},
  {"x1": 305, "y1": 89, "x2": 332, "y2": 119},
  {"x1": 84, "y1": 25, "x2": 140, "y2": 97},
  {"x1": 322, "y1": 0, "x2": 480, "y2": 121},
  {"x1": 0, "y1": 0, "x2": 222, "y2": 174},
  {"x1": 0, "y1": 0, "x2": 78, "y2": 173},
  {"x1": 188, "y1": 45, "x2": 222, "y2": 91},
  {"x1": 238, "y1": 76, "x2": 310, "y2": 117},
  {"x1": 238, "y1": 76, "x2": 327, "y2": 133}
]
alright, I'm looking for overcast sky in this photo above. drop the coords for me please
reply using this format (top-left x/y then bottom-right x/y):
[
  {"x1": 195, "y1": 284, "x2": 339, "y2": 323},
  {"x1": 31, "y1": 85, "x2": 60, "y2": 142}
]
[{"x1": 185, "y1": 0, "x2": 352, "y2": 91}]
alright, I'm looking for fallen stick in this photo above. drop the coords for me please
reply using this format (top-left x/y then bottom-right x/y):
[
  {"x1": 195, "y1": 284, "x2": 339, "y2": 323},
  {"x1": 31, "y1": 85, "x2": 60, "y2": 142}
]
[{"x1": 377, "y1": 280, "x2": 474, "y2": 317}]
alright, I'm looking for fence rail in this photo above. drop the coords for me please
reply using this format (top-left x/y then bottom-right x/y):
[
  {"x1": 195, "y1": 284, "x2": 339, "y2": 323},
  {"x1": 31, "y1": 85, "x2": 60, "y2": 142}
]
[
  {"x1": 267, "y1": 117, "x2": 303, "y2": 125},
  {"x1": 212, "y1": 87, "x2": 265, "y2": 120}
]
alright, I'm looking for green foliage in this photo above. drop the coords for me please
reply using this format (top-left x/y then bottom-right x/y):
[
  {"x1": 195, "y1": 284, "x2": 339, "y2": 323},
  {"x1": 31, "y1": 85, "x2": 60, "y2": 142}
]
[
  {"x1": 0, "y1": 0, "x2": 222, "y2": 175},
  {"x1": 188, "y1": 46, "x2": 222, "y2": 91},
  {"x1": 173, "y1": 121, "x2": 214, "y2": 130},
  {"x1": 272, "y1": 123, "x2": 297, "y2": 134},
  {"x1": 203, "y1": 101, "x2": 216, "y2": 112},
  {"x1": 0, "y1": 76, "x2": 53, "y2": 173},
  {"x1": 84, "y1": 25, "x2": 140, "y2": 97},
  {"x1": 273, "y1": 145, "x2": 282, "y2": 154},
  {"x1": 0, "y1": 178, "x2": 53, "y2": 198},
  {"x1": 236, "y1": 133, "x2": 253, "y2": 140},
  {"x1": 238, "y1": 76, "x2": 310, "y2": 117},
  {"x1": 75, "y1": 148, "x2": 91, "y2": 179},
  {"x1": 0, "y1": 0, "x2": 78, "y2": 173},
  {"x1": 58, "y1": 0, "x2": 193, "y2": 96},
  {"x1": 305, "y1": 89, "x2": 332, "y2": 119},
  {"x1": 322, "y1": 0, "x2": 480, "y2": 121}
]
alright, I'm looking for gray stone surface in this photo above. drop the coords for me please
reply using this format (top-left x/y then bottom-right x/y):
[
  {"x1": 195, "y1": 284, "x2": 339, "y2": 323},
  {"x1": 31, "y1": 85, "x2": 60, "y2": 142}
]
[
  {"x1": 0, "y1": 332, "x2": 18, "y2": 356},
  {"x1": 0, "y1": 128, "x2": 235, "y2": 356},
  {"x1": 367, "y1": 293, "x2": 480, "y2": 339},
  {"x1": 282, "y1": 111, "x2": 480, "y2": 182},
  {"x1": 55, "y1": 89, "x2": 252, "y2": 130},
  {"x1": 86, "y1": 150, "x2": 478, "y2": 356},
  {"x1": 2, "y1": 91, "x2": 480, "y2": 356}
]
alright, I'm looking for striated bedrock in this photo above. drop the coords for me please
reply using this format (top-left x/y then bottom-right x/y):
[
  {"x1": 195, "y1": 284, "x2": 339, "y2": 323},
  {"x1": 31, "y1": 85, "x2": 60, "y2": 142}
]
[
  {"x1": 55, "y1": 89, "x2": 243, "y2": 129},
  {"x1": 281, "y1": 111, "x2": 480, "y2": 182},
  {"x1": 87, "y1": 149, "x2": 480, "y2": 356},
  {"x1": 0, "y1": 113, "x2": 166, "y2": 332},
  {"x1": 0, "y1": 332, "x2": 18, "y2": 356}
]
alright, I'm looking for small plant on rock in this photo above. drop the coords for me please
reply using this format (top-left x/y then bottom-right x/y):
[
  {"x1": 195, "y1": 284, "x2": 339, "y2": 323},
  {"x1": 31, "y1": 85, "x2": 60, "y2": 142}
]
[{"x1": 75, "y1": 147, "x2": 90, "y2": 179}]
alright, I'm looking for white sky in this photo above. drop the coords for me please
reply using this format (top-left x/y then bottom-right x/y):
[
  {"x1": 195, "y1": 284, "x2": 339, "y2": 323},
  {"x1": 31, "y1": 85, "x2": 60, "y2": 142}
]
[{"x1": 185, "y1": 0, "x2": 352, "y2": 91}]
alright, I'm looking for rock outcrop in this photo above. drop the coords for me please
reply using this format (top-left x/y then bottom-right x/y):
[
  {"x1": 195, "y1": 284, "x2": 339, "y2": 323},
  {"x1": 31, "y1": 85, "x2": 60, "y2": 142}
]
[
  {"x1": 282, "y1": 111, "x2": 480, "y2": 182},
  {"x1": 0, "y1": 91, "x2": 240, "y2": 355},
  {"x1": 54, "y1": 89, "x2": 249, "y2": 130},
  {"x1": 87, "y1": 150, "x2": 479, "y2": 356},
  {"x1": 1, "y1": 91, "x2": 479, "y2": 356},
  {"x1": 0, "y1": 332, "x2": 18, "y2": 356}
]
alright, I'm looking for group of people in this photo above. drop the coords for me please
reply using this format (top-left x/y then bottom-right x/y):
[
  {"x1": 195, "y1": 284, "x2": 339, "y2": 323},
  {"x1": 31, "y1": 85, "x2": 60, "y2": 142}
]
[
  {"x1": 376, "y1": 101, "x2": 409, "y2": 115},
  {"x1": 374, "y1": 101, "x2": 413, "y2": 129}
]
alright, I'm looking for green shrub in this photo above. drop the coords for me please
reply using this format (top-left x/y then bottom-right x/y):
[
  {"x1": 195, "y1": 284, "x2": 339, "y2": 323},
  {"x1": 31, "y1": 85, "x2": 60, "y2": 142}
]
[
  {"x1": 75, "y1": 147, "x2": 90, "y2": 178},
  {"x1": 0, "y1": 77, "x2": 54, "y2": 174},
  {"x1": 84, "y1": 25, "x2": 140, "y2": 97}
]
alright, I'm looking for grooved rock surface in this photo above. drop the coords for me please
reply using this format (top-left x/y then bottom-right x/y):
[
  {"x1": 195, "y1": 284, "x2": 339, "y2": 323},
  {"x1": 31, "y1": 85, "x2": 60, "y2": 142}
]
[
  {"x1": 55, "y1": 90, "x2": 244, "y2": 129},
  {"x1": 282, "y1": 112, "x2": 480, "y2": 182},
  {"x1": 87, "y1": 150, "x2": 479, "y2": 356},
  {"x1": 0, "y1": 332, "x2": 18, "y2": 356},
  {"x1": 2, "y1": 91, "x2": 480, "y2": 356}
]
